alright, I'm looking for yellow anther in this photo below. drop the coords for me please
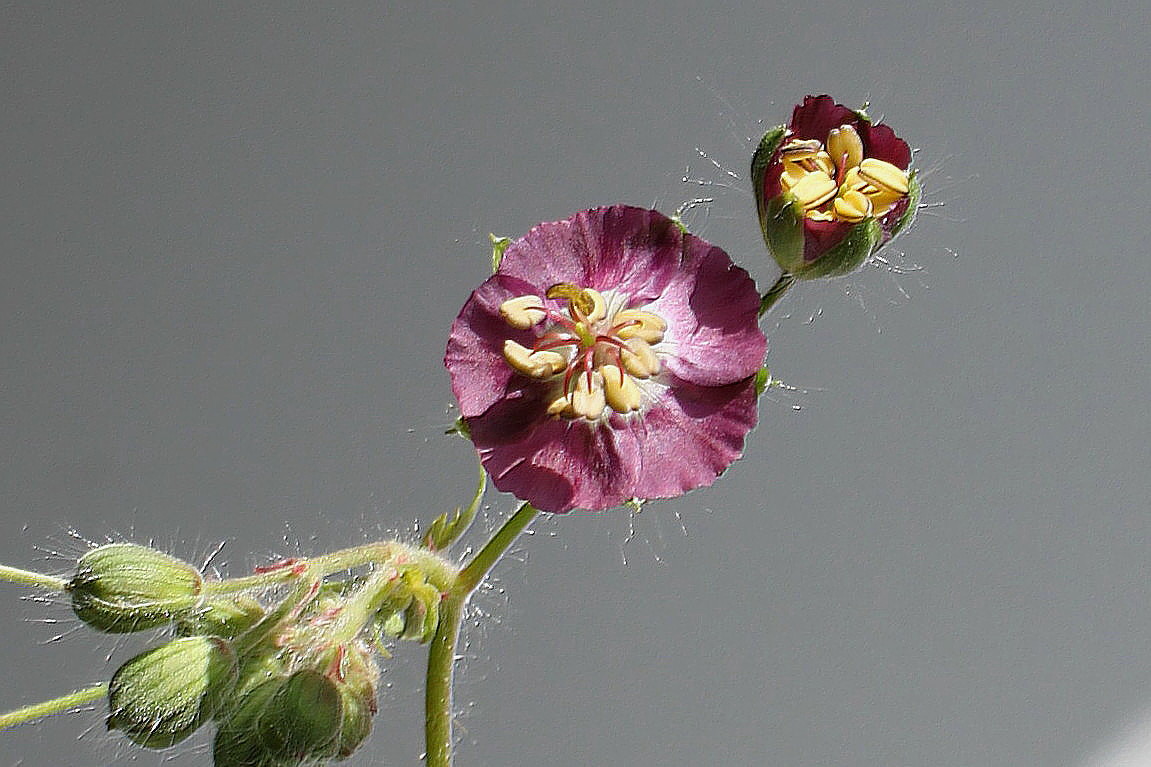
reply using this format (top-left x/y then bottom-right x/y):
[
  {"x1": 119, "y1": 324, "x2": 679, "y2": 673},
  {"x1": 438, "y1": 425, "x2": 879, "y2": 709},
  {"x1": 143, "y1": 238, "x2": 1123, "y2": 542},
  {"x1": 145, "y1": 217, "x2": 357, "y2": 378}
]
[
  {"x1": 620, "y1": 338, "x2": 660, "y2": 379},
  {"x1": 826, "y1": 125, "x2": 864, "y2": 172},
  {"x1": 806, "y1": 209, "x2": 836, "y2": 222},
  {"x1": 840, "y1": 166, "x2": 867, "y2": 192},
  {"x1": 779, "y1": 138, "x2": 822, "y2": 160},
  {"x1": 546, "y1": 283, "x2": 604, "y2": 321},
  {"x1": 498, "y1": 295, "x2": 547, "y2": 329},
  {"x1": 501, "y1": 340, "x2": 567, "y2": 379},
  {"x1": 864, "y1": 188, "x2": 904, "y2": 217},
  {"x1": 858, "y1": 158, "x2": 909, "y2": 195},
  {"x1": 813, "y1": 151, "x2": 836, "y2": 177},
  {"x1": 613, "y1": 309, "x2": 667, "y2": 344},
  {"x1": 601, "y1": 364, "x2": 642, "y2": 414},
  {"x1": 779, "y1": 164, "x2": 808, "y2": 191},
  {"x1": 546, "y1": 392, "x2": 574, "y2": 417},
  {"x1": 832, "y1": 189, "x2": 873, "y2": 223},
  {"x1": 569, "y1": 371, "x2": 606, "y2": 420},
  {"x1": 788, "y1": 171, "x2": 837, "y2": 211}
]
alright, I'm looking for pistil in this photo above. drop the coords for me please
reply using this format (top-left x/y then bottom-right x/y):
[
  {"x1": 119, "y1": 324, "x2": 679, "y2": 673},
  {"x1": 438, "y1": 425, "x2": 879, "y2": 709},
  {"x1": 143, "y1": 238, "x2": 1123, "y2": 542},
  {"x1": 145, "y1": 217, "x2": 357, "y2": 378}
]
[{"x1": 496, "y1": 285, "x2": 666, "y2": 422}]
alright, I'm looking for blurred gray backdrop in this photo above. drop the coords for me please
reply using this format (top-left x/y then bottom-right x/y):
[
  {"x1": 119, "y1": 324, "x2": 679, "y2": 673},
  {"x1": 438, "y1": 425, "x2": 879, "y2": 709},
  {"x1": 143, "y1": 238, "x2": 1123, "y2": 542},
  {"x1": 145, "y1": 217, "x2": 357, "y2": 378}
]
[{"x1": 3, "y1": 2, "x2": 1150, "y2": 765}]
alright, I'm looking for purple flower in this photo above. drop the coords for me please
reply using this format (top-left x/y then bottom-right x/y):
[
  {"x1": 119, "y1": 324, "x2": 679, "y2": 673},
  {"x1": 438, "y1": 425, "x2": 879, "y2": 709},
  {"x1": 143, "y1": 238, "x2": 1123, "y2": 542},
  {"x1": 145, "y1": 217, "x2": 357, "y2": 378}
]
[
  {"x1": 752, "y1": 95, "x2": 920, "y2": 279},
  {"x1": 445, "y1": 206, "x2": 766, "y2": 513}
]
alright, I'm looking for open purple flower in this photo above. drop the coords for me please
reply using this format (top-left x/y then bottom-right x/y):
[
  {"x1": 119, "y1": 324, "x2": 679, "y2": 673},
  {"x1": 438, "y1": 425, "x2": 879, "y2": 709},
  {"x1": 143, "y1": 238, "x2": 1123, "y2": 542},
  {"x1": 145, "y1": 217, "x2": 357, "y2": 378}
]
[
  {"x1": 751, "y1": 95, "x2": 920, "y2": 280},
  {"x1": 445, "y1": 205, "x2": 766, "y2": 513}
]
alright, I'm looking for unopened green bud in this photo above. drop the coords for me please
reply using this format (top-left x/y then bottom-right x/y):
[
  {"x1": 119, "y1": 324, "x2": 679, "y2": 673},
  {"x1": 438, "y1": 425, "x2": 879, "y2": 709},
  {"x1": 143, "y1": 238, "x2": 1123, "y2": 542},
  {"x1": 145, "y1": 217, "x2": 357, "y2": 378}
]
[
  {"x1": 260, "y1": 669, "x2": 343, "y2": 759},
  {"x1": 213, "y1": 677, "x2": 288, "y2": 767},
  {"x1": 177, "y1": 593, "x2": 265, "y2": 639},
  {"x1": 107, "y1": 635, "x2": 238, "y2": 748},
  {"x1": 69, "y1": 543, "x2": 204, "y2": 633},
  {"x1": 214, "y1": 644, "x2": 380, "y2": 766}
]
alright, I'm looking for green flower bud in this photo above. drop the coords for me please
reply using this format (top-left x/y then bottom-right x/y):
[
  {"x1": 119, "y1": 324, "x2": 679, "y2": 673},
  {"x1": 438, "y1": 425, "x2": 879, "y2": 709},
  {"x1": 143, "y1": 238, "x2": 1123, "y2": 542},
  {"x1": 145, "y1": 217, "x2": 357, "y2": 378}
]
[
  {"x1": 214, "y1": 644, "x2": 380, "y2": 766},
  {"x1": 69, "y1": 543, "x2": 204, "y2": 633},
  {"x1": 213, "y1": 677, "x2": 290, "y2": 767},
  {"x1": 260, "y1": 669, "x2": 343, "y2": 759},
  {"x1": 177, "y1": 593, "x2": 266, "y2": 639},
  {"x1": 107, "y1": 635, "x2": 238, "y2": 748}
]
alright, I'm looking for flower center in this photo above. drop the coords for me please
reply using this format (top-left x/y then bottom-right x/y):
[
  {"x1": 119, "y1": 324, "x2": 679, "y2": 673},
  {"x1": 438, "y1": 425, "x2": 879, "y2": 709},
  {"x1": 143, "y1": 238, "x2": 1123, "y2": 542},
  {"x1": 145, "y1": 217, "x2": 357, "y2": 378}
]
[
  {"x1": 497, "y1": 284, "x2": 666, "y2": 421},
  {"x1": 778, "y1": 124, "x2": 909, "y2": 224}
]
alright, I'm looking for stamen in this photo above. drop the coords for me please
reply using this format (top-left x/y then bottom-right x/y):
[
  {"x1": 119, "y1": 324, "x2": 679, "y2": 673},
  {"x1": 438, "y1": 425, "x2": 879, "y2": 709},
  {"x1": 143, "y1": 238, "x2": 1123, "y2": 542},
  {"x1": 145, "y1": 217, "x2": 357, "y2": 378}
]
[
  {"x1": 813, "y1": 151, "x2": 835, "y2": 177},
  {"x1": 833, "y1": 189, "x2": 872, "y2": 223},
  {"x1": 857, "y1": 158, "x2": 909, "y2": 195},
  {"x1": 779, "y1": 139, "x2": 823, "y2": 161},
  {"x1": 499, "y1": 295, "x2": 547, "y2": 329},
  {"x1": 779, "y1": 164, "x2": 808, "y2": 191},
  {"x1": 613, "y1": 310, "x2": 667, "y2": 344},
  {"x1": 502, "y1": 340, "x2": 567, "y2": 378},
  {"x1": 546, "y1": 392, "x2": 573, "y2": 417},
  {"x1": 826, "y1": 125, "x2": 864, "y2": 174},
  {"x1": 788, "y1": 171, "x2": 837, "y2": 211},
  {"x1": 569, "y1": 371, "x2": 606, "y2": 420},
  {"x1": 620, "y1": 338, "x2": 660, "y2": 379},
  {"x1": 601, "y1": 364, "x2": 641, "y2": 413}
]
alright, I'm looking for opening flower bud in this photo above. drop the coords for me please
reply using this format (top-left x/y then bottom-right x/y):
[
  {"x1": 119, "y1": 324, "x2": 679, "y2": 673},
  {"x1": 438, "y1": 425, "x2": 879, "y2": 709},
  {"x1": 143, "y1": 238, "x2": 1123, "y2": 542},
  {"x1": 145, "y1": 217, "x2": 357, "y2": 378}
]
[
  {"x1": 107, "y1": 635, "x2": 238, "y2": 749},
  {"x1": 69, "y1": 543, "x2": 204, "y2": 633},
  {"x1": 751, "y1": 95, "x2": 919, "y2": 281}
]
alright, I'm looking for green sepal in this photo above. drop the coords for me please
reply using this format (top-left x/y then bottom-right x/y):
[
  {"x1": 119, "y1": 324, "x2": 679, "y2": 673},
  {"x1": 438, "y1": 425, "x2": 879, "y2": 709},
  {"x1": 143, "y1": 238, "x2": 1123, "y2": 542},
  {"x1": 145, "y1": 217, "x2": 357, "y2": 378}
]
[
  {"x1": 423, "y1": 506, "x2": 465, "y2": 551},
  {"x1": 261, "y1": 670, "x2": 343, "y2": 760},
  {"x1": 213, "y1": 677, "x2": 289, "y2": 767},
  {"x1": 379, "y1": 608, "x2": 407, "y2": 639},
  {"x1": 794, "y1": 217, "x2": 883, "y2": 280},
  {"x1": 331, "y1": 644, "x2": 379, "y2": 758},
  {"x1": 69, "y1": 543, "x2": 204, "y2": 633},
  {"x1": 490, "y1": 233, "x2": 512, "y2": 271},
  {"x1": 445, "y1": 415, "x2": 471, "y2": 439},
  {"x1": 889, "y1": 169, "x2": 921, "y2": 239},
  {"x1": 749, "y1": 124, "x2": 786, "y2": 210},
  {"x1": 754, "y1": 366, "x2": 772, "y2": 397},
  {"x1": 107, "y1": 636, "x2": 238, "y2": 749},
  {"x1": 760, "y1": 194, "x2": 806, "y2": 275},
  {"x1": 177, "y1": 594, "x2": 265, "y2": 639}
]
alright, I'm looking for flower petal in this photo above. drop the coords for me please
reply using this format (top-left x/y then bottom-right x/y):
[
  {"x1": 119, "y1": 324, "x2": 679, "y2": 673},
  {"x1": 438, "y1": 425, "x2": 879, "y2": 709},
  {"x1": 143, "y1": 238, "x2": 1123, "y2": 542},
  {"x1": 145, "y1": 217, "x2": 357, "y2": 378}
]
[
  {"x1": 623, "y1": 374, "x2": 759, "y2": 502},
  {"x1": 649, "y1": 243, "x2": 767, "y2": 385}
]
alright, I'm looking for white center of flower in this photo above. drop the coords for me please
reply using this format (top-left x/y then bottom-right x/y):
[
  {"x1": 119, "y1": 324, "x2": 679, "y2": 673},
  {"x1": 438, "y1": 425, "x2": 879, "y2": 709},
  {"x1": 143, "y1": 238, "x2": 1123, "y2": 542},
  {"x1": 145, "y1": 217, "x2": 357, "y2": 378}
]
[
  {"x1": 498, "y1": 283, "x2": 666, "y2": 421},
  {"x1": 778, "y1": 124, "x2": 909, "y2": 224}
]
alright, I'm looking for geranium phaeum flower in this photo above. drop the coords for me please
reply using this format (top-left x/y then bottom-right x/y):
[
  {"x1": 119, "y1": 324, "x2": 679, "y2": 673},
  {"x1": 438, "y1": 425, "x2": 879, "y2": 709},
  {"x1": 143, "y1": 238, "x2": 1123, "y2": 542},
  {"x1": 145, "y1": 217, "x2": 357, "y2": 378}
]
[
  {"x1": 445, "y1": 205, "x2": 766, "y2": 513},
  {"x1": 751, "y1": 95, "x2": 920, "y2": 280}
]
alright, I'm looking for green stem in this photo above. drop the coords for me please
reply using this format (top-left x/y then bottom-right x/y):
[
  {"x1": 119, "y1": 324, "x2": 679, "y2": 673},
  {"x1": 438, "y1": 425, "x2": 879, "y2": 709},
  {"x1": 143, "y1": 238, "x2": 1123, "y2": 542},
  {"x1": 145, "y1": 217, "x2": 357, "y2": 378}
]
[
  {"x1": 455, "y1": 502, "x2": 538, "y2": 594},
  {"x1": 759, "y1": 271, "x2": 796, "y2": 316},
  {"x1": 0, "y1": 683, "x2": 108, "y2": 730},
  {"x1": 202, "y1": 540, "x2": 459, "y2": 597},
  {"x1": 0, "y1": 564, "x2": 67, "y2": 591},
  {"x1": 425, "y1": 502, "x2": 540, "y2": 767}
]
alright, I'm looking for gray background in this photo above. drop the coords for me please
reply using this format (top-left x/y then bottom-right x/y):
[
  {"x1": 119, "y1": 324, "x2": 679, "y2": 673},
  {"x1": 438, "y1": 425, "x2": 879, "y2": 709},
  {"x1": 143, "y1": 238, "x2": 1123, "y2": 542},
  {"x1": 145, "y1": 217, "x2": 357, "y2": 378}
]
[{"x1": 2, "y1": 2, "x2": 1150, "y2": 766}]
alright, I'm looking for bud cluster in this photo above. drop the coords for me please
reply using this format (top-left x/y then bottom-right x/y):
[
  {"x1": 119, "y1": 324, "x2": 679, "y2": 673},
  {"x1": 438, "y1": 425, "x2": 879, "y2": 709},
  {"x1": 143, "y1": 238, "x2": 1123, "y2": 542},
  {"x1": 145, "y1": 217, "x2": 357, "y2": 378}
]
[{"x1": 66, "y1": 541, "x2": 458, "y2": 765}]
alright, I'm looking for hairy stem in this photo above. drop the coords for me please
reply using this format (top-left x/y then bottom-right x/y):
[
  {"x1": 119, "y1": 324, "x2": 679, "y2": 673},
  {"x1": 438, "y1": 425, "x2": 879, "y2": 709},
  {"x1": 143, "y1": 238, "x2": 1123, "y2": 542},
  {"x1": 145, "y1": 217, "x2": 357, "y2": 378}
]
[
  {"x1": 0, "y1": 564, "x2": 67, "y2": 592},
  {"x1": 0, "y1": 683, "x2": 108, "y2": 730},
  {"x1": 425, "y1": 502, "x2": 540, "y2": 767},
  {"x1": 759, "y1": 271, "x2": 795, "y2": 316}
]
